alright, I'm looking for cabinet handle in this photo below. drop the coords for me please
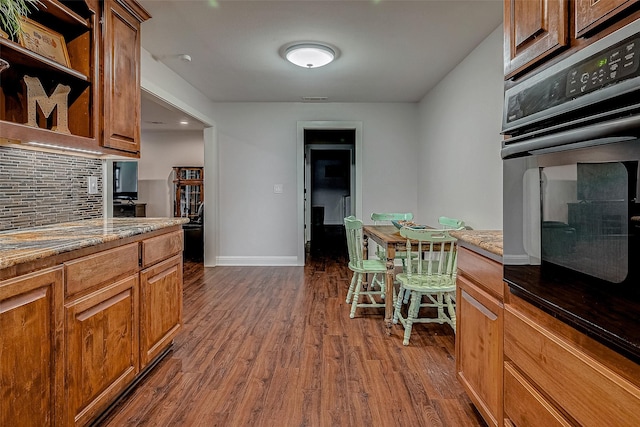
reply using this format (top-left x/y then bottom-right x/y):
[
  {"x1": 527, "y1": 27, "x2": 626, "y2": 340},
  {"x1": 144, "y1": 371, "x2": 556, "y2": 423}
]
[{"x1": 462, "y1": 289, "x2": 498, "y2": 320}]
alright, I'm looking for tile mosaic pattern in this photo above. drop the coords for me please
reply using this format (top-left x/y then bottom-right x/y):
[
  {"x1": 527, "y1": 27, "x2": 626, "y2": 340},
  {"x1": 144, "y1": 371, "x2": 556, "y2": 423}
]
[
  {"x1": 0, "y1": 218, "x2": 189, "y2": 269},
  {"x1": 0, "y1": 146, "x2": 103, "y2": 231}
]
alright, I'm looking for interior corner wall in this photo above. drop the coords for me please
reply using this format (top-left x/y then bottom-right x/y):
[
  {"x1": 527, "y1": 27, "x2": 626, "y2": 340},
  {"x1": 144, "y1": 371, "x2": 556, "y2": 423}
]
[
  {"x1": 138, "y1": 130, "x2": 205, "y2": 217},
  {"x1": 417, "y1": 25, "x2": 504, "y2": 230}
]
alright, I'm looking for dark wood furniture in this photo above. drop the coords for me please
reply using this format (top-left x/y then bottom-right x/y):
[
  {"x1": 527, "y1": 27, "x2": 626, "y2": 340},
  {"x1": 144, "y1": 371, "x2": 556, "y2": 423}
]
[
  {"x1": 113, "y1": 202, "x2": 146, "y2": 217},
  {"x1": 0, "y1": 0, "x2": 149, "y2": 157},
  {"x1": 173, "y1": 167, "x2": 204, "y2": 220}
]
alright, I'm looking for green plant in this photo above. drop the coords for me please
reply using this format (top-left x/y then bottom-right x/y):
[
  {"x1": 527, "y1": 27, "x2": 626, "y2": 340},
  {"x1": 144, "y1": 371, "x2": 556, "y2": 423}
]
[{"x1": 0, "y1": 0, "x2": 40, "y2": 38}]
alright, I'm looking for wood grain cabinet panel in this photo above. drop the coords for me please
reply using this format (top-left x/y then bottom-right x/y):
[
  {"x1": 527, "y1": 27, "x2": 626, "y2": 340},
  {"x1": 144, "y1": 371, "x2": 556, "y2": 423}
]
[
  {"x1": 101, "y1": 0, "x2": 150, "y2": 155},
  {"x1": 456, "y1": 247, "x2": 504, "y2": 427},
  {"x1": 504, "y1": 304, "x2": 640, "y2": 426},
  {"x1": 504, "y1": 362, "x2": 573, "y2": 427},
  {"x1": 141, "y1": 230, "x2": 183, "y2": 268},
  {"x1": 503, "y1": 0, "x2": 569, "y2": 78},
  {"x1": 64, "y1": 243, "x2": 139, "y2": 298},
  {"x1": 456, "y1": 269, "x2": 503, "y2": 427},
  {"x1": 65, "y1": 274, "x2": 139, "y2": 427},
  {"x1": 575, "y1": 0, "x2": 639, "y2": 37},
  {"x1": 0, "y1": 267, "x2": 63, "y2": 427},
  {"x1": 139, "y1": 254, "x2": 183, "y2": 367}
]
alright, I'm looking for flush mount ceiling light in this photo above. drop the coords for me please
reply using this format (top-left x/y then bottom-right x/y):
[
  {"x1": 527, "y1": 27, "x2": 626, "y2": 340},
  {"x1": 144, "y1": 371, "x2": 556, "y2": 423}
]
[{"x1": 282, "y1": 42, "x2": 338, "y2": 68}]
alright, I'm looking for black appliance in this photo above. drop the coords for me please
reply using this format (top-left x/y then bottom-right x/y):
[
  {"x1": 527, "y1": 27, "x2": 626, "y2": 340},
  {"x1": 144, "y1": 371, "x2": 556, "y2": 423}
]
[{"x1": 502, "y1": 19, "x2": 640, "y2": 363}]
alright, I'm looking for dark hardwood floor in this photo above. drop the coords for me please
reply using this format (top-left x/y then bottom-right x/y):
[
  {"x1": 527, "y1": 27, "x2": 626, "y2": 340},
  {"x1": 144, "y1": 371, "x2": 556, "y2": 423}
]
[{"x1": 98, "y1": 228, "x2": 486, "y2": 426}]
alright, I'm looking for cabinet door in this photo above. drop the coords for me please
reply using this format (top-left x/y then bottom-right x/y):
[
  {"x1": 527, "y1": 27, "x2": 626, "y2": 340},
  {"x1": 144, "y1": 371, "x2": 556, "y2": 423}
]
[
  {"x1": 504, "y1": 0, "x2": 569, "y2": 78},
  {"x1": 65, "y1": 274, "x2": 139, "y2": 426},
  {"x1": 456, "y1": 275, "x2": 503, "y2": 427},
  {"x1": 575, "y1": 0, "x2": 639, "y2": 37},
  {"x1": 0, "y1": 267, "x2": 63, "y2": 427},
  {"x1": 139, "y1": 254, "x2": 183, "y2": 367},
  {"x1": 102, "y1": 0, "x2": 144, "y2": 154}
]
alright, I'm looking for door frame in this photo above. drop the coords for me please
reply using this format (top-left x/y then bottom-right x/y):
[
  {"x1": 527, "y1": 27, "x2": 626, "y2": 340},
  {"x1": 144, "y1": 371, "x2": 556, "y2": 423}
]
[{"x1": 297, "y1": 121, "x2": 362, "y2": 265}]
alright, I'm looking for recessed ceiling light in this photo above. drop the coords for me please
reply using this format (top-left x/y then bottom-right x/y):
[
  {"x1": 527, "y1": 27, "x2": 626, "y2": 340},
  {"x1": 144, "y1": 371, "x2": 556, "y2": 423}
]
[
  {"x1": 179, "y1": 120, "x2": 189, "y2": 125},
  {"x1": 282, "y1": 42, "x2": 338, "y2": 68}
]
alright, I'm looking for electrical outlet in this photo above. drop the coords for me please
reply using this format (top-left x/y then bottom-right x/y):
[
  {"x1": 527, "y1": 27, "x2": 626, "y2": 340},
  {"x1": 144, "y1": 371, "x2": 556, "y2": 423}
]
[
  {"x1": 88, "y1": 176, "x2": 98, "y2": 194},
  {"x1": 273, "y1": 184, "x2": 283, "y2": 194}
]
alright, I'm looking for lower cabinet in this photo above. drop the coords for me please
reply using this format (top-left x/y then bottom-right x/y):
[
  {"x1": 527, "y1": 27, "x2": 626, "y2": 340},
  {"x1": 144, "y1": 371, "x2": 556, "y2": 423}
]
[
  {"x1": 65, "y1": 274, "x2": 139, "y2": 426},
  {"x1": 0, "y1": 267, "x2": 64, "y2": 427},
  {"x1": 456, "y1": 246, "x2": 504, "y2": 427},
  {"x1": 140, "y1": 254, "x2": 183, "y2": 367},
  {"x1": 0, "y1": 226, "x2": 183, "y2": 427},
  {"x1": 504, "y1": 292, "x2": 640, "y2": 427}
]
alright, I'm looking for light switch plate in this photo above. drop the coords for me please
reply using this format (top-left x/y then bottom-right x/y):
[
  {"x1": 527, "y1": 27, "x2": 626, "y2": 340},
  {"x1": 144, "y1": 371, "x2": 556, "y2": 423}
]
[
  {"x1": 273, "y1": 184, "x2": 283, "y2": 194},
  {"x1": 88, "y1": 176, "x2": 98, "y2": 194}
]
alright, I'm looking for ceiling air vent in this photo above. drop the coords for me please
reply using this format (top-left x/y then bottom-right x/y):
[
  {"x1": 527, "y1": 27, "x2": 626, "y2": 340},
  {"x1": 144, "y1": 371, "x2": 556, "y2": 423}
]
[{"x1": 302, "y1": 96, "x2": 328, "y2": 102}]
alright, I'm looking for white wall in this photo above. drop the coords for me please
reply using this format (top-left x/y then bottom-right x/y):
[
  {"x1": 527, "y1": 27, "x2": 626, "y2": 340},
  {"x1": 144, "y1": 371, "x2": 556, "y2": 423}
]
[
  {"x1": 417, "y1": 25, "x2": 504, "y2": 230},
  {"x1": 211, "y1": 102, "x2": 419, "y2": 263},
  {"x1": 138, "y1": 130, "x2": 205, "y2": 217}
]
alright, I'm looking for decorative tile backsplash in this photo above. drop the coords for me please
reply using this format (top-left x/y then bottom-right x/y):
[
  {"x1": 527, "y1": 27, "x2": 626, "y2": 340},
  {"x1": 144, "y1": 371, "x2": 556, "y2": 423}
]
[{"x1": 0, "y1": 146, "x2": 103, "y2": 231}]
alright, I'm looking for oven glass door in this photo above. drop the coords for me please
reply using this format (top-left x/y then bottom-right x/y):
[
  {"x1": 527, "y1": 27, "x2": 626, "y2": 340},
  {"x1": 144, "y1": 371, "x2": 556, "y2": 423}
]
[{"x1": 503, "y1": 137, "x2": 640, "y2": 362}]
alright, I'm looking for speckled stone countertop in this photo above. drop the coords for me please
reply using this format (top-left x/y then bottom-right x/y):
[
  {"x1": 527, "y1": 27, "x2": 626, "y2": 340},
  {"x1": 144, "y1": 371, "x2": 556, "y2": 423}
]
[
  {"x1": 0, "y1": 218, "x2": 189, "y2": 270},
  {"x1": 450, "y1": 229, "x2": 503, "y2": 261}
]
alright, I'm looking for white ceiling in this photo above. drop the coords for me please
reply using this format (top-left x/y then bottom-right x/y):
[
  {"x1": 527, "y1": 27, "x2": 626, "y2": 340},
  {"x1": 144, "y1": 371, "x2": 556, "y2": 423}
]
[{"x1": 138, "y1": 0, "x2": 503, "y2": 129}]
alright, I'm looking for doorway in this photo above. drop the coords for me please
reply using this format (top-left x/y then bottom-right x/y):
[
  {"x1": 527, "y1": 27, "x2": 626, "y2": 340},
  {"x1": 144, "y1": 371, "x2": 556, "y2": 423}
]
[
  {"x1": 304, "y1": 130, "x2": 355, "y2": 258},
  {"x1": 297, "y1": 121, "x2": 362, "y2": 265}
]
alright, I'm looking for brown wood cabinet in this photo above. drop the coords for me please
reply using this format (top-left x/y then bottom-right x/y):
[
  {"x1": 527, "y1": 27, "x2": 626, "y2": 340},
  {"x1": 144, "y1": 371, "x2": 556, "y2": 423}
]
[
  {"x1": 0, "y1": 225, "x2": 183, "y2": 426},
  {"x1": 101, "y1": 0, "x2": 150, "y2": 155},
  {"x1": 575, "y1": 0, "x2": 639, "y2": 38},
  {"x1": 140, "y1": 254, "x2": 183, "y2": 367},
  {"x1": 456, "y1": 247, "x2": 504, "y2": 427},
  {"x1": 0, "y1": 267, "x2": 64, "y2": 427},
  {"x1": 65, "y1": 274, "x2": 139, "y2": 426},
  {"x1": 503, "y1": 0, "x2": 640, "y2": 80},
  {"x1": 503, "y1": 0, "x2": 569, "y2": 79},
  {"x1": 0, "y1": 0, "x2": 149, "y2": 157},
  {"x1": 503, "y1": 292, "x2": 640, "y2": 426}
]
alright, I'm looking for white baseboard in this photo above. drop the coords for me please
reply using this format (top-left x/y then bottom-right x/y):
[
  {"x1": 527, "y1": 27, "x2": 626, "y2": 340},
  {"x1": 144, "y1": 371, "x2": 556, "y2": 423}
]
[{"x1": 216, "y1": 256, "x2": 300, "y2": 266}]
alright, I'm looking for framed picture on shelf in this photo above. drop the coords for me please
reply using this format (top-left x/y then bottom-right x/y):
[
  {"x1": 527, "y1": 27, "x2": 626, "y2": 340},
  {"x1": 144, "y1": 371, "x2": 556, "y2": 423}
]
[{"x1": 18, "y1": 17, "x2": 70, "y2": 67}]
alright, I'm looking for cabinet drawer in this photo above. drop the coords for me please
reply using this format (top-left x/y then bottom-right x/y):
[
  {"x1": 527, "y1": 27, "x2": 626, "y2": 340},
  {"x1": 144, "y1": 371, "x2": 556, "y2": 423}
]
[
  {"x1": 504, "y1": 362, "x2": 572, "y2": 427},
  {"x1": 64, "y1": 243, "x2": 139, "y2": 298},
  {"x1": 457, "y1": 247, "x2": 503, "y2": 299},
  {"x1": 141, "y1": 230, "x2": 183, "y2": 268},
  {"x1": 504, "y1": 305, "x2": 640, "y2": 426}
]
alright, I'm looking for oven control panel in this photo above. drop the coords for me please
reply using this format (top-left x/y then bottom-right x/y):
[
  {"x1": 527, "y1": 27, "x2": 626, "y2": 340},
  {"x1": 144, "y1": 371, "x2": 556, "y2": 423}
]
[
  {"x1": 503, "y1": 19, "x2": 640, "y2": 134},
  {"x1": 566, "y1": 38, "x2": 639, "y2": 97}
]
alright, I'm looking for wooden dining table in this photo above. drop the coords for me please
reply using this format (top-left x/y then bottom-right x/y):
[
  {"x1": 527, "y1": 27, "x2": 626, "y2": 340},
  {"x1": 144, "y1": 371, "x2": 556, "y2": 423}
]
[{"x1": 362, "y1": 224, "x2": 411, "y2": 327}]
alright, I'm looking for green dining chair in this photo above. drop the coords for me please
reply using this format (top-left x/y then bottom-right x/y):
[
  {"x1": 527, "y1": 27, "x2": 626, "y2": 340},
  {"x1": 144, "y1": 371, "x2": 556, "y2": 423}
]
[
  {"x1": 438, "y1": 216, "x2": 465, "y2": 230},
  {"x1": 344, "y1": 216, "x2": 387, "y2": 318},
  {"x1": 393, "y1": 227, "x2": 458, "y2": 345},
  {"x1": 370, "y1": 212, "x2": 415, "y2": 270}
]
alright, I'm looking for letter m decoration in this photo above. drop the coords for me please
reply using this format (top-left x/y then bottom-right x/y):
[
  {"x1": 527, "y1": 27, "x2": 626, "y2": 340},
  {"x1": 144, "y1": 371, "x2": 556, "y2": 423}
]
[{"x1": 23, "y1": 75, "x2": 71, "y2": 134}]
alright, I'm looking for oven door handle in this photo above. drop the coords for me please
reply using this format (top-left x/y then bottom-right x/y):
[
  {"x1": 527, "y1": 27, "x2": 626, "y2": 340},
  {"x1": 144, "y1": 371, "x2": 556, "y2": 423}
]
[{"x1": 501, "y1": 114, "x2": 640, "y2": 159}]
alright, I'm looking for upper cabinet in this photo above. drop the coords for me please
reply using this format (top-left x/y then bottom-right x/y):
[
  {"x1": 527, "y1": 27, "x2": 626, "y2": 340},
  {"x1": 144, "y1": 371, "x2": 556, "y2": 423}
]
[
  {"x1": 0, "y1": 0, "x2": 149, "y2": 158},
  {"x1": 503, "y1": 0, "x2": 569, "y2": 79},
  {"x1": 504, "y1": 0, "x2": 640, "y2": 80},
  {"x1": 101, "y1": 0, "x2": 150, "y2": 155},
  {"x1": 575, "y1": 0, "x2": 638, "y2": 37},
  {"x1": 0, "y1": 0, "x2": 99, "y2": 150}
]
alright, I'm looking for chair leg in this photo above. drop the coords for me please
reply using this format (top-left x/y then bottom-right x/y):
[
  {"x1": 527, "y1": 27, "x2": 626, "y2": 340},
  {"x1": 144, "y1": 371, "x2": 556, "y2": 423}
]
[
  {"x1": 350, "y1": 272, "x2": 363, "y2": 318},
  {"x1": 446, "y1": 292, "x2": 456, "y2": 333},
  {"x1": 346, "y1": 271, "x2": 357, "y2": 303},
  {"x1": 393, "y1": 284, "x2": 405, "y2": 324},
  {"x1": 403, "y1": 291, "x2": 419, "y2": 345}
]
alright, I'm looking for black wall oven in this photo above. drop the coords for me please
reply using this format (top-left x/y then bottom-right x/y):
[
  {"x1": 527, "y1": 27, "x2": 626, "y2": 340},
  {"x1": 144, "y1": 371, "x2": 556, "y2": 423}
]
[{"x1": 502, "y1": 19, "x2": 640, "y2": 363}]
